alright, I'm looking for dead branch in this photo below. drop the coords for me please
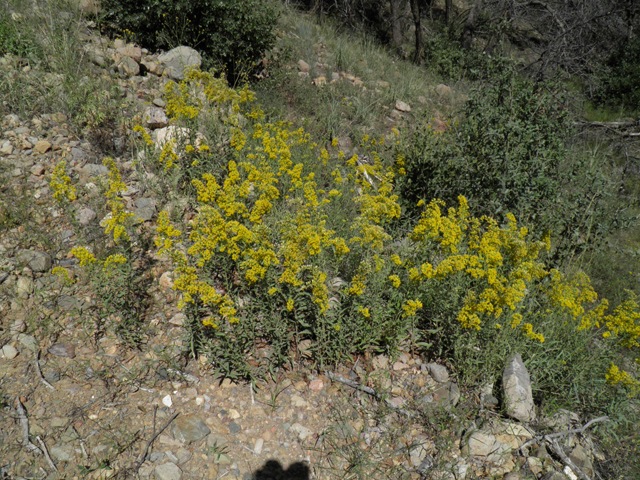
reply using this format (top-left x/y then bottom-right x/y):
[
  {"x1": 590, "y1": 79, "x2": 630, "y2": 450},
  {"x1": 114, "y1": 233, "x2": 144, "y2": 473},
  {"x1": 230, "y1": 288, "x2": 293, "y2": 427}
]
[
  {"x1": 133, "y1": 410, "x2": 179, "y2": 472},
  {"x1": 36, "y1": 436, "x2": 58, "y2": 472},
  {"x1": 34, "y1": 351, "x2": 54, "y2": 391},
  {"x1": 325, "y1": 371, "x2": 415, "y2": 418},
  {"x1": 15, "y1": 397, "x2": 43, "y2": 455}
]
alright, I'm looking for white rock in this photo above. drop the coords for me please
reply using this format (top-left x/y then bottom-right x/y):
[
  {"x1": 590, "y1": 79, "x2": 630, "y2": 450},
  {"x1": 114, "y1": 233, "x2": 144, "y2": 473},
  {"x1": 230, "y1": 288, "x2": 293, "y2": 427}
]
[
  {"x1": 1, "y1": 344, "x2": 18, "y2": 360},
  {"x1": 158, "y1": 46, "x2": 201, "y2": 81},
  {"x1": 162, "y1": 395, "x2": 173, "y2": 407}
]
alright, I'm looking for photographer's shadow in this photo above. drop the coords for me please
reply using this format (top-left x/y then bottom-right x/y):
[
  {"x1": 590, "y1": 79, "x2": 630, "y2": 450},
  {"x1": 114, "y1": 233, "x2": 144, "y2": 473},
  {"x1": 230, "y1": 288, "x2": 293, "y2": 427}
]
[{"x1": 252, "y1": 460, "x2": 310, "y2": 480}]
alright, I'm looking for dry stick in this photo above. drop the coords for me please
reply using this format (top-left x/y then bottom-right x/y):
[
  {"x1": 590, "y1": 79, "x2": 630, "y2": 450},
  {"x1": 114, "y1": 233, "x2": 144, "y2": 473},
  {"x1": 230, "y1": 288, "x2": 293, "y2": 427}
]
[
  {"x1": 133, "y1": 411, "x2": 179, "y2": 472},
  {"x1": 34, "y1": 351, "x2": 54, "y2": 390},
  {"x1": 518, "y1": 416, "x2": 609, "y2": 480},
  {"x1": 36, "y1": 436, "x2": 58, "y2": 473},
  {"x1": 519, "y1": 415, "x2": 609, "y2": 451},
  {"x1": 15, "y1": 397, "x2": 42, "y2": 455},
  {"x1": 548, "y1": 438, "x2": 591, "y2": 480},
  {"x1": 324, "y1": 371, "x2": 415, "y2": 419}
]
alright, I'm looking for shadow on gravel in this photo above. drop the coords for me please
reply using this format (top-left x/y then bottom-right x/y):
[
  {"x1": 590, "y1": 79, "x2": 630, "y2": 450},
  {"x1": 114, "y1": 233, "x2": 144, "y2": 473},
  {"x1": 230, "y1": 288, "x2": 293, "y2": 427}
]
[{"x1": 253, "y1": 460, "x2": 310, "y2": 480}]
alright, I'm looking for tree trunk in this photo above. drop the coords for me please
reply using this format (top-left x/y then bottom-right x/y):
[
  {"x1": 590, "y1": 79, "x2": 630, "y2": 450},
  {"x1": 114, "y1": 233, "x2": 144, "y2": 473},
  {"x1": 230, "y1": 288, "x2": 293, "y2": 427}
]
[
  {"x1": 390, "y1": 0, "x2": 404, "y2": 50},
  {"x1": 445, "y1": 0, "x2": 453, "y2": 25},
  {"x1": 410, "y1": 0, "x2": 423, "y2": 63},
  {"x1": 462, "y1": 0, "x2": 483, "y2": 50}
]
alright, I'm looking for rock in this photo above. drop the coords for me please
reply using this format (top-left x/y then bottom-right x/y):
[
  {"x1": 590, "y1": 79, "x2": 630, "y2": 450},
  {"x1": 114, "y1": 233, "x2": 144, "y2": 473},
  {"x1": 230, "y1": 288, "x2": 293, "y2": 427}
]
[
  {"x1": 393, "y1": 361, "x2": 409, "y2": 371},
  {"x1": 176, "y1": 447, "x2": 192, "y2": 464},
  {"x1": 33, "y1": 140, "x2": 52, "y2": 154},
  {"x1": 463, "y1": 429, "x2": 512, "y2": 465},
  {"x1": 541, "y1": 472, "x2": 569, "y2": 480},
  {"x1": 297, "y1": 60, "x2": 310, "y2": 73},
  {"x1": 372, "y1": 354, "x2": 389, "y2": 370},
  {"x1": 48, "y1": 343, "x2": 76, "y2": 358},
  {"x1": 436, "y1": 84, "x2": 452, "y2": 97},
  {"x1": 116, "y1": 46, "x2": 142, "y2": 63},
  {"x1": 80, "y1": 163, "x2": 109, "y2": 182},
  {"x1": 409, "y1": 443, "x2": 430, "y2": 467},
  {"x1": 153, "y1": 126, "x2": 204, "y2": 152},
  {"x1": 77, "y1": 208, "x2": 97, "y2": 225},
  {"x1": 569, "y1": 445, "x2": 593, "y2": 476},
  {"x1": 503, "y1": 353, "x2": 536, "y2": 422},
  {"x1": 144, "y1": 107, "x2": 169, "y2": 129},
  {"x1": 1, "y1": 344, "x2": 18, "y2": 360},
  {"x1": 308, "y1": 379, "x2": 324, "y2": 392},
  {"x1": 44, "y1": 371, "x2": 61, "y2": 383},
  {"x1": 10, "y1": 319, "x2": 26, "y2": 335},
  {"x1": 154, "y1": 462, "x2": 182, "y2": 480},
  {"x1": 158, "y1": 46, "x2": 202, "y2": 81},
  {"x1": 427, "y1": 363, "x2": 449, "y2": 383},
  {"x1": 134, "y1": 197, "x2": 157, "y2": 222},
  {"x1": 117, "y1": 55, "x2": 140, "y2": 76},
  {"x1": 539, "y1": 409, "x2": 580, "y2": 430},
  {"x1": 30, "y1": 164, "x2": 45, "y2": 176},
  {"x1": 16, "y1": 276, "x2": 34, "y2": 298},
  {"x1": 150, "y1": 452, "x2": 165, "y2": 462},
  {"x1": 313, "y1": 76, "x2": 326, "y2": 86},
  {"x1": 165, "y1": 451, "x2": 179, "y2": 463},
  {"x1": 0, "y1": 141, "x2": 13, "y2": 155},
  {"x1": 432, "y1": 118, "x2": 447, "y2": 133},
  {"x1": 50, "y1": 444, "x2": 74, "y2": 462},
  {"x1": 228, "y1": 422, "x2": 241, "y2": 434},
  {"x1": 395, "y1": 100, "x2": 411, "y2": 112},
  {"x1": 16, "y1": 249, "x2": 52, "y2": 272},
  {"x1": 463, "y1": 430, "x2": 499, "y2": 457},
  {"x1": 162, "y1": 395, "x2": 173, "y2": 407},
  {"x1": 57, "y1": 295, "x2": 83, "y2": 311},
  {"x1": 289, "y1": 423, "x2": 313, "y2": 441},
  {"x1": 171, "y1": 415, "x2": 211, "y2": 444},
  {"x1": 376, "y1": 80, "x2": 390, "y2": 88},
  {"x1": 254, "y1": 438, "x2": 264, "y2": 455},
  {"x1": 169, "y1": 313, "x2": 185, "y2": 326},
  {"x1": 159, "y1": 272, "x2": 174, "y2": 289},
  {"x1": 503, "y1": 472, "x2": 524, "y2": 480}
]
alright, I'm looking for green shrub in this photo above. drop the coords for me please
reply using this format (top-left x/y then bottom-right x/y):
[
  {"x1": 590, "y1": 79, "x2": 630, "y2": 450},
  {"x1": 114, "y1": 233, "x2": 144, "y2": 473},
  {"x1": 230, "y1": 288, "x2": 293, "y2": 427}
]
[
  {"x1": 398, "y1": 60, "x2": 634, "y2": 263},
  {"x1": 596, "y1": 36, "x2": 640, "y2": 112},
  {"x1": 99, "y1": 0, "x2": 278, "y2": 82}
]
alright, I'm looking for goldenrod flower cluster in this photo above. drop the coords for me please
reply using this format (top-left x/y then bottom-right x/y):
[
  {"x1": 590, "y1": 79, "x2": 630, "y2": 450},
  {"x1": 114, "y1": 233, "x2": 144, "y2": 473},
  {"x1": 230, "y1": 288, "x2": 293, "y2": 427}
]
[
  {"x1": 102, "y1": 158, "x2": 135, "y2": 243},
  {"x1": 50, "y1": 161, "x2": 76, "y2": 202}
]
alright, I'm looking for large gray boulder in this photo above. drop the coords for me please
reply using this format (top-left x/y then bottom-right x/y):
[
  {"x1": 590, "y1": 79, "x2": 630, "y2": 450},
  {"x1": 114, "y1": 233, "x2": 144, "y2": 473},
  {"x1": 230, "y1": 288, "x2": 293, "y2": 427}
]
[
  {"x1": 503, "y1": 353, "x2": 536, "y2": 422},
  {"x1": 158, "y1": 46, "x2": 201, "y2": 81}
]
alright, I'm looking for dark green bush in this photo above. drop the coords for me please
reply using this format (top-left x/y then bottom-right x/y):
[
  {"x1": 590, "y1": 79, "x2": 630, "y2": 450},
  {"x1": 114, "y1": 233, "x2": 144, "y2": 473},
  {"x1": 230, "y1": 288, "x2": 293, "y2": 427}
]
[
  {"x1": 398, "y1": 60, "x2": 635, "y2": 263},
  {"x1": 596, "y1": 36, "x2": 640, "y2": 111},
  {"x1": 99, "y1": 0, "x2": 278, "y2": 82}
]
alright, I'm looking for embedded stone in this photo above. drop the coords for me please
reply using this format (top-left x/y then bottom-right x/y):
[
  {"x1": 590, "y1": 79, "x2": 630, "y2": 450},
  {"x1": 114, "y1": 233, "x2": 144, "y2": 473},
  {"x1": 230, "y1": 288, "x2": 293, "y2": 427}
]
[
  {"x1": 144, "y1": 106, "x2": 168, "y2": 129},
  {"x1": 427, "y1": 363, "x2": 449, "y2": 383},
  {"x1": 171, "y1": 415, "x2": 210, "y2": 444},
  {"x1": 158, "y1": 46, "x2": 201, "y2": 80},
  {"x1": 33, "y1": 140, "x2": 52, "y2": 154},
  {"x1": 503, "y1": 353, "x2": 535, "y2": 422},
  {"x1": 154, "y1": 462, "x2": 182, "y2": 480},
  {"x1": 16, "y1": 249, "x2": 52, "y2": 272},
  {"x1": 395, "y1": 100, "x2": 411, "y2": 112}
]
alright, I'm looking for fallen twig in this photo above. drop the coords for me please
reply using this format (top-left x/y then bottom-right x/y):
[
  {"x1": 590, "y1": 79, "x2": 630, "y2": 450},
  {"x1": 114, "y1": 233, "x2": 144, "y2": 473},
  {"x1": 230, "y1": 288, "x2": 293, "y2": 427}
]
[
  {"x1": 519, "y1": 415, "x2": 609, "y2": 451},
  {"x1": 133, "y1": 410, "x2": 179, "y2": 472},
  {"x1": 325, "y1": 371, "x2": 415, "y2": 418},
  {"x1": 15, "y1": 397, "x2": 42, "y2": 455},
  {"x1": 518, "y1": 415, "x2": 609, "y2": 480},
  {"x1": 36, "y1": 436, "x2": 58, "y2": 472},
  {"x1": 34, "y1": 351, "x2": 54, "y2": 390},
  {"x1": 166, "y1": 367, "x2": 200, "y2": 384},
  {"x1": 548, "y1": 438, "x2": 590, "y2": 480}
]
